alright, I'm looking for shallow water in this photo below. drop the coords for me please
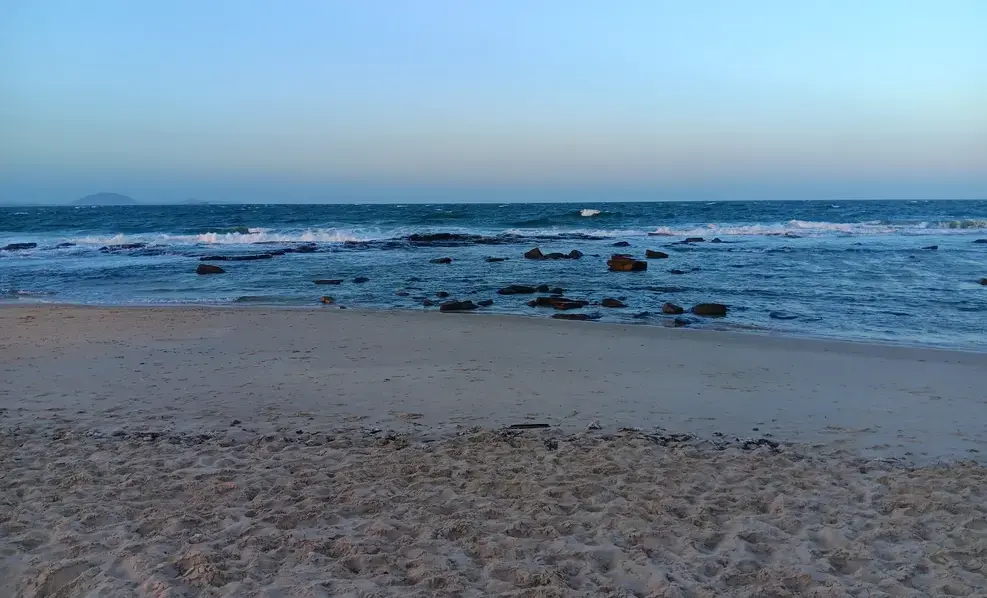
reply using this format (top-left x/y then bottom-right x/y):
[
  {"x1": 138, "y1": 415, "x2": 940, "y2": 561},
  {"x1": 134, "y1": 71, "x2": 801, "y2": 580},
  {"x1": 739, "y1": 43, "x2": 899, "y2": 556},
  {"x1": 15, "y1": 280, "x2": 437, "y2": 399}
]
[{"x1": 2, "y1": 200, "x2": 986, "y2": 350}]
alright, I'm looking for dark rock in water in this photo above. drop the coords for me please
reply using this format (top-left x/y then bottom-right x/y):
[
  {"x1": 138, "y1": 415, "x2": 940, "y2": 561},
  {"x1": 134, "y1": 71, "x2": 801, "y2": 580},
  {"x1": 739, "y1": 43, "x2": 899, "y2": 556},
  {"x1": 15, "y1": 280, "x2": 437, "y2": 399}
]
[
  {"x1": 314, "y1": 279, "x2": 343, "y2": 285},
  {"x1": 543, "y1": 252, "x2": 566, "y2": 259},
  {"x1": 549, "y1": 287, "x2": 565, "y2": 295},
  {"x1": 682, "y1": 237, "x2": 705, "y2": 243},
  {"x1": 100, "y1": 243, "x2": 147, "y2": 252},
  {"x1": 607, "y1": 255, "x2": 647, "y2": 272},
  {"x1": 672, "y1": 317, "x2": 691, "y2": 327},
  {"x1": 973, "y1": 239, "x2": 987, "y2": 244},
  {"x1": 710, "y1": 238, "x2": 723, "y2": 243},
  {"x1": 528, "y1": 296, "x2": 588, "y2": 309},
  {"x1": 612, "y1": 241, "x2": 631, "y2": 247},
  {"x1": 632, "y1": 311, "x2": 651, "y2": 319},
  {"x1": 422, "y1": 299, "x2": 435, "y2": 306},
  {"x1": 922, "y1": 245, "x2": 938, "y2": 250},
  {"x1": 601, "y1": 298, "x2": 626, "y2": 308},
  {"x1": 524, "y1": 247, "x2": 544, "y2": 260},
  {"x1": 645, "y1": 249, "x2": 669, "y2": 259},
  {"x1": 196, "y1": 264, "x2": 225, "y2": 275},
  {"x1": 669, "y1": 269, "x2": 687, "y2": 275},
  {"x1": 56, "y1": 242, "x2": 76, "y2": 248},
  {"x1": 199, "y1": 254, "x2": 272, "y2": 261},
  {"x1": 486, "y1": 256, "x2": 509, "y2": 262},
  {"x1": 284, "y1": 244, "x2": 318, "y2": 253},
  {"x1": 395, "y1": 291, "x2": 410, "y2": 296},
  {"x1": 440, "y1": 300, "x2": 478, "y2": 312},
  {"x1": 2, "y1": 242, "x2": 37, "y2": 251},
  {"x1": 662, "y1": 302, "x2": 684, "y2": 315},
  {"x1": 524, "y1": 247, "x2": 581, "y2": 260},
  {"x1": 435, "y1": 291, "x2": 450, "y2": 298},
  {"x1": 320, "y1": 296, "x2": 335, "y2": 304},
  {"x1": 430, "y1": 257, "x2": 453, "y2": 264},
  {"x1": 477, "y1": 299, "x2": 494, "y2": 307},
  {"x1": 552, "y1": 313, "x2": 590, "y2": 321},
  {"x1": 769, "y1": 311, "x2": 798, "y2": 320},
  {"x1": 568, "y1": 249, "x2": 583, "y2": 259},
  {"x1": 352, "y1": 277, "x2": 369, "y2": 283},
  {"x1": 979, "y1": 278, "x2": 987, "y2": 285},
  {"x1": 408, "y1": 232, "x2": 474, "y2": 243},
  {"x1": 692, "y1": 303, "x2": 728, "y2": 317},
  {"x1": 498, "y1": 284, "x2": 537, "y2": 295}
]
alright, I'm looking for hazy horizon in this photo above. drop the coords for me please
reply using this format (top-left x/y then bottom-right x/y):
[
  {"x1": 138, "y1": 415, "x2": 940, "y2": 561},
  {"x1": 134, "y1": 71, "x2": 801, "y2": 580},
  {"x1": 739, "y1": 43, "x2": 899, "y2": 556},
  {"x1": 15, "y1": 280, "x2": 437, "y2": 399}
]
[{"x1": 2, "y1": 0, "x2": 986, "y2": 202}]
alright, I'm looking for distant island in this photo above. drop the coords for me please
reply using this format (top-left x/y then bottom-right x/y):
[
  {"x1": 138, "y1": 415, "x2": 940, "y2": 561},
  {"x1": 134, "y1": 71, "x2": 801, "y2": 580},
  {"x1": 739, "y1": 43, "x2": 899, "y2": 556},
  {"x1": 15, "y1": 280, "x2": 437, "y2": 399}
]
[
  {"x1": 74, "y1": 192, "x2": 138, "y2": 206},
  {"x1": 180, "y1": 198, "x2": 209, "y2": 205}
]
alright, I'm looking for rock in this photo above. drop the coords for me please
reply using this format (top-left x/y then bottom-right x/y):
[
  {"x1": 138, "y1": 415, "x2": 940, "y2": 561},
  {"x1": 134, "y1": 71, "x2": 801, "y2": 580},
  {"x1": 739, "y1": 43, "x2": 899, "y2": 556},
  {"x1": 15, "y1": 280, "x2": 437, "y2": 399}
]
[
  {"x1": 544, "y1": 252, "x2": 566, "y2": 259},
  {"x1": 612, "y1": 241, "x2": 630, "y2": 247},
  {"x1": 435, "y1": 291, "x2": 450, "y2": 298},
  {"x1": 645, "y1": 249, "x2": 669, "y2": 259},
  {"x1": 973, "y1": 239, "x2": 987, "y2": 244},
  {"x1": 199, "y1": 253, "x2": 273, "y2": 261},
  {"x1": 314, "y1": 279, "x2": 343, "y2": 285},
  {"x1": 524, "y1": 247, "x2": 581, "y2": 260},
  {"x1": 669, "y1": 269, "x2": 687, "y2": 275},
  {"x1": 567, "y1": 249, "x2": 583, "y2": 259},
  {"x1": 422, "y1": 299, "x2": 435, "y2": 306},
  {"x1": 430, "y1": 257, "x2": 453, "y2": 264},
  {"x1": 524, "y1": 247, "x2": 545, "y2": 260},
  {"x1": 601, "y1": 298, "x2": 626, "y2": 308},
  {"x1": 56, "y1": 242, "x2": 76, "y2": 248},
  {"x1": 769, "y1": 311, "x2": 797, "y2": 320},
  {"x1": 439, "y1": 300, "x2": 478, "y2": 312},
  {"x1": 477, "y1": 299, "x2": 494, "y2": 307},
  {"x1": 352, "y1": 277, "x2": 369, "y2": 283},
  {"x1": 285, "y1": 244, "x2": 318, "y2": 253},
  {"x1": 535, "y1": 284, "x2": 550, "y2": 293},
  {"x1": 395, "y1": 291, "x2": 410, "y2": 296},
  {"x1": 662, "y1": 302, "x2": 684, "y2": 315},
  {"x1": 979, "y1": 278, "x2": 987, "y2": 285},
  {"x1": 497, "y1": 284, "x2": 537, "y2": 295},
  {"x1": 672, "y1": 317, "x2": 691, "y2": 327},
  {"x1": 320, "y1": 296, "x2": 335, "y2": 304},
  {"x1": 683, "y1": 237, "x2": 705, "y2": 243},
  {"x1": 408, "y1": 233, "x2": 473, "y2": 243},
  {"x1": 607, "y1": 254, "x2": 647, "y2": 272},
  {"x1": 549, "y1": 287, "x2": 565, "y2": 295},
  {"x1": 528, "y1": 297, "x2": 588, "y2": 309},
  {"x1": 711, "y1": 238, "x2": 723, "y2": 243},
  {"x1": 552, "y1": 313, "x2": 595, "y2": 321},
  {"x1": 783, "y1": 232, "x2": 802, "y2": 239},
  {"x1": 586, "y1": 420, "x2": 602, "y2": 431},
  {"x1": 922, "y1": 245, "x2": 938, "y2": 250},
  {"x1": 196, "y1": 264, "x2": 225, "y2": 275},
  {"x1": 692, "y1": 303, "x2": 728, "y2": 317},
  {"x1": 2, "y1": 242, "x2": 37, "y2": 251},
  {"x1": 486, "y1": 256, "x2": 508, "y2": 262}
]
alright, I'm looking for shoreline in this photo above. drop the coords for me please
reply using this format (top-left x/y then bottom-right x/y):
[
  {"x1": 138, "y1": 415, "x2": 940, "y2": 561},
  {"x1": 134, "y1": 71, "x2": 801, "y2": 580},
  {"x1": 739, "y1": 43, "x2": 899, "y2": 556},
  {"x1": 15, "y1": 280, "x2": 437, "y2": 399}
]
[{"x1": 4, "y1": 300, "x2": 987, "y2": 356}]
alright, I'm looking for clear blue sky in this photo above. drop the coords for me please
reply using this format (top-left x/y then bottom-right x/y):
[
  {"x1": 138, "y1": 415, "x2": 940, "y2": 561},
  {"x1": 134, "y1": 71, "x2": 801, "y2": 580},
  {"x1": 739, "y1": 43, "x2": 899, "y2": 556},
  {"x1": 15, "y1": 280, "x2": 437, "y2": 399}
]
[{"x1": 1, "y1": 0, "x2": 985, "y2": 201}]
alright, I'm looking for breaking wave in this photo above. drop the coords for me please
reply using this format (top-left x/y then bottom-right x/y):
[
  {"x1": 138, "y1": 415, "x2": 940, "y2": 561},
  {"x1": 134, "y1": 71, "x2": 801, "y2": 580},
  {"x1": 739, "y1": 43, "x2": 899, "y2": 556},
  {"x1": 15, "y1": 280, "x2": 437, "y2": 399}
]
[{"x1": 580, "y1": 209, "x2": 601, "y2": 217}]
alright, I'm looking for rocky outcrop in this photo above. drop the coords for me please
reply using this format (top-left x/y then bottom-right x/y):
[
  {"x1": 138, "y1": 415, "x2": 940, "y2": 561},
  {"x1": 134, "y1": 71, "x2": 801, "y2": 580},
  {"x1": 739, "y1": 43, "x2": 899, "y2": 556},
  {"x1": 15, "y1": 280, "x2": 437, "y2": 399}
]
[
  {"x1": 612, "y1": 241, "x2": 630, "y2": 247},
  {"x1": 645, "y1": 250, "x2": 668, "y2": 259},
  {"x1": 691, "y1": 303, "x2": 728, "y2": 317},
  {"x1": 524, "y1": 247, "x2": 545, "y2": 260},
  {"x1": 429, "y1": 257, "x2": 453, "y2": 264},
  {"x1": 2, "y1": 242, "x2": 37, "y2": 251},
  {"x1": 314, "y1": 279, "x2": 343, "y2": 285},
  {"x1": 711, "y1": 238, "x2": 723, "y2": 243},
  {"x1": 498, "y1": 285, "x2": 537, "y2": 295},
  {"x1": 196, "y1": 264, "x2": 225, "y2": 275},
  {"x1": 601, "y1": 298, "x2": 626, "y2": 308},
  {"x1": 524, "y1": 247, "x2": 582, "y2": 260},
  {"x1": 439, "y1": 300, "x2": 478, "y2": 312},
  {"x1": 682, "y1": 237, "x2": 705, "y2": 243},
  {"x1": 662, "y1": 302, "x2": 684, "y2": 315},
  {"x1": 607, "y1": 254, "x2": 647, "y2": 272},
  {"x1": 567, "y1": 249, "x2": 583, "y2": 259}
]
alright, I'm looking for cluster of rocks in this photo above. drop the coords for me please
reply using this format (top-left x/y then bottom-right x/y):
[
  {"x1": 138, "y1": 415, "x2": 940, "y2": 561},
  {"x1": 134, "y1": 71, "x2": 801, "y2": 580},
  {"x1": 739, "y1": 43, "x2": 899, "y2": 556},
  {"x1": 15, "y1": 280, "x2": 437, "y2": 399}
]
[{"x1": 524, "y1": 247, "x2": 583, "y2": 260}]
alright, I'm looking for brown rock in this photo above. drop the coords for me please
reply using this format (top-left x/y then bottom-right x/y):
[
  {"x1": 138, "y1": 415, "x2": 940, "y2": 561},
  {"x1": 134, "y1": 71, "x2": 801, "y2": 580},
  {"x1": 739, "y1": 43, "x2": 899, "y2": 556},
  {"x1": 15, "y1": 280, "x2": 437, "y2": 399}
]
[
  {"x1": 691, "y1": 303, "x2": 728, "y2": 317},
  {"x1": 524, "y1": 247, "x2": 545, "y2": 260},
  {"x1": 430, "y1": 257, "x2": 453, "y2": 264},
  {"x1": 196, "y1": 264, "x2": 225, "y2": 275},
  {"x1": 662, "y1": 302, "x2": 684, "y2": 314},
  {"x1": 645, "y1": 250, "x2": 669, "y2": 259},
  {"x1": 607, "y1": 254, "x2": 647, "y2": 272},
  {"x1": 601, "y1": 298, "x2": 626, "y2": 308},
  {"x1": 439, "y1": 300, "x2": 478, "y2": 312},
  {"x1": 314, "y1": 279, "x2": 343, "y2": 285}
]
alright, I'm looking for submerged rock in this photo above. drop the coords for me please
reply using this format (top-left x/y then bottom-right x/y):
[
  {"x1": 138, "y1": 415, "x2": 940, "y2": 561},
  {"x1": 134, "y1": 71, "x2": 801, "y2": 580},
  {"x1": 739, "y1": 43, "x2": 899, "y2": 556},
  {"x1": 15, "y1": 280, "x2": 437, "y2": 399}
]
[
  {"x1": 607, "y1": 255, "x2": 647, "y2": 272},
  {"x1": 439, "y1": 300, "x2": 478, "y2": 312},
  {"x1": 769, "y1": 311, "x2": 798, "y2": 320},
  {"x1": 710, "y1": 238, "x2": 723, "y2": 243},
  {"x1": 199, "y1": 254, "x2": 272, "y2": 261},
  {"x1": 429, "y1": 257, "x2": 453, "y2": 264},
  {"x1": 973, "y1": 239, "x2": 987, "y2": 244},
  {"x1": 2, "y1": 242, "x2": 37, "y2": 251},
  {"x1": 551, "y1": 313, "x2": 593, "y2": 321},
  {"x1": 645, "y1": 249, "x2": 669, "y2": 259},
  {"x1": 100, "y1": 243, "x2": 147, "y2": 252},
  {"x1": 601, "y1": 298, "x2": 626, "y2": 308},
  {"x1": 568, "y1": 249, "x2": 583, "y2": 259},
  {"x1": 314, "y1": 279, "x2": 343, "y2": 285},
  {"x1": 979, "y1": 278, "x2": 987, "y2": 285},
  {"x1": 477, "y1": 299, "x2": 494, "y2": 307},
  {"x1": 486, "y1": 256, "x2": 509, "y2": 262},
  {"x1": 435, "y1": 291, "x2": 450, "y2": 298},
  {"x1": 352, "y1": 277, "x2": 369, "y2": 283},
  {"x1": 498, "y1": 285, "x2": 537, "y2": 295},
  {"x1": 612, "y1": 241, "x2": 630, "y2": 247},
  {"x1": 422, "y1": 299, "x2": 435, "y2": 306},
  {"x1": 661, "y1": 302, "x2": 684, "y2": 315},
  {"x1": 196, "y1": 264, "x2": 225, "y2": 275},
  {"x1": 922, "y1": 245, "x2": 939, "y2": 251},
  {"x1": 669, "y1": 269, "x2": 687, "y2": 275},
  {"x1": 692, "y1": 303, "x2": 728, "y2": 317},
  {"x1": 682, "y1": 237, "x2": 705, "y2": 243}
]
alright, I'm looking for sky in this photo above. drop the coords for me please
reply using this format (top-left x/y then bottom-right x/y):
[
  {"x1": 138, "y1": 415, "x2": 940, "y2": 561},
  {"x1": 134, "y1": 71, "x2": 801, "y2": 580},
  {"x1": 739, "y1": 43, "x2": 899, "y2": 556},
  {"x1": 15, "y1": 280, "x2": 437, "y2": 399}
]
[{"x1": 1, "y1": 0, "x2": 986, "y2": 202}]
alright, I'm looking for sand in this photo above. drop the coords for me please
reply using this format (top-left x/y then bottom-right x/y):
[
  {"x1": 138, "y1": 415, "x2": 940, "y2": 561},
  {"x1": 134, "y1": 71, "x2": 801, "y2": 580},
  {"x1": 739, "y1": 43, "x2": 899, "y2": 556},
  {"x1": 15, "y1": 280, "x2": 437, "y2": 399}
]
[{"x1": 2, "y1": 305, "x2": 986, "y2": 596}]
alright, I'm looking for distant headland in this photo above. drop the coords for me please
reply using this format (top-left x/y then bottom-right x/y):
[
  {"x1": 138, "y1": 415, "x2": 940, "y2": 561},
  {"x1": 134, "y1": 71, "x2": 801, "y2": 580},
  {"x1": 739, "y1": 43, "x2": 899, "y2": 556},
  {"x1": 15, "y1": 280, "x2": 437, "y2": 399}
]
[{"x1": 74, "y1": 192, "x2": 138, "y2": 206}]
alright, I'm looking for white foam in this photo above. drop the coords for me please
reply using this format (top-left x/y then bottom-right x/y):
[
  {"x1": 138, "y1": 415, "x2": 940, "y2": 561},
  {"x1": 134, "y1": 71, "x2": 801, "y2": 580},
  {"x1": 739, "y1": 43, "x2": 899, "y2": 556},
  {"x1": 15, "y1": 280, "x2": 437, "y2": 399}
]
[
  {"x1": 580, "y1": 209, "x2": 602, "y2": 217},
  {"x1": 66, "y1": 228, "x2": 381, "y2": 246}
]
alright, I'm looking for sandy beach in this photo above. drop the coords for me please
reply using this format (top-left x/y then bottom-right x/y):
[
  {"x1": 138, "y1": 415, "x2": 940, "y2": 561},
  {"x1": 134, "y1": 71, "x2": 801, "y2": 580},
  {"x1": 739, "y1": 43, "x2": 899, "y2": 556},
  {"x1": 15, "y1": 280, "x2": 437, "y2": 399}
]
[{"x1": 2, "y1": 306, "x2": 986, "y2": 596}]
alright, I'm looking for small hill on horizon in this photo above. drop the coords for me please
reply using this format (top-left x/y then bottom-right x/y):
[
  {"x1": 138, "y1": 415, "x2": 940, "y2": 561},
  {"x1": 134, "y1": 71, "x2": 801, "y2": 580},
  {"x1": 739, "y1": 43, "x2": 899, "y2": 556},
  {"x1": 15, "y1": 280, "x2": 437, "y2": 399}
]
[{"x1": 74, "y1": 192, "x2": 138, "y2": 206}]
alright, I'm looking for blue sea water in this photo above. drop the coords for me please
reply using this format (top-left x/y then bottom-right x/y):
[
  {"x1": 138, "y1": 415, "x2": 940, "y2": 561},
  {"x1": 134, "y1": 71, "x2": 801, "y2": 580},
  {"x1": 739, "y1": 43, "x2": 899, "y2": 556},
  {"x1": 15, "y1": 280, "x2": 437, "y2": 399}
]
[{"x1": 2, "y1": 200, "x2": 986, "y2": 350}]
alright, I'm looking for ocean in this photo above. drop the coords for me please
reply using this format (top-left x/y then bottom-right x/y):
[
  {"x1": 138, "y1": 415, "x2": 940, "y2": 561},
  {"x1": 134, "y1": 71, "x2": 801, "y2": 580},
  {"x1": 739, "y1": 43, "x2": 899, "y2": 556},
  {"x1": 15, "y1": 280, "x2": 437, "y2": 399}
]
[{"x1": 2, "y1": 200, "x2": 986, "y2": 350}]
